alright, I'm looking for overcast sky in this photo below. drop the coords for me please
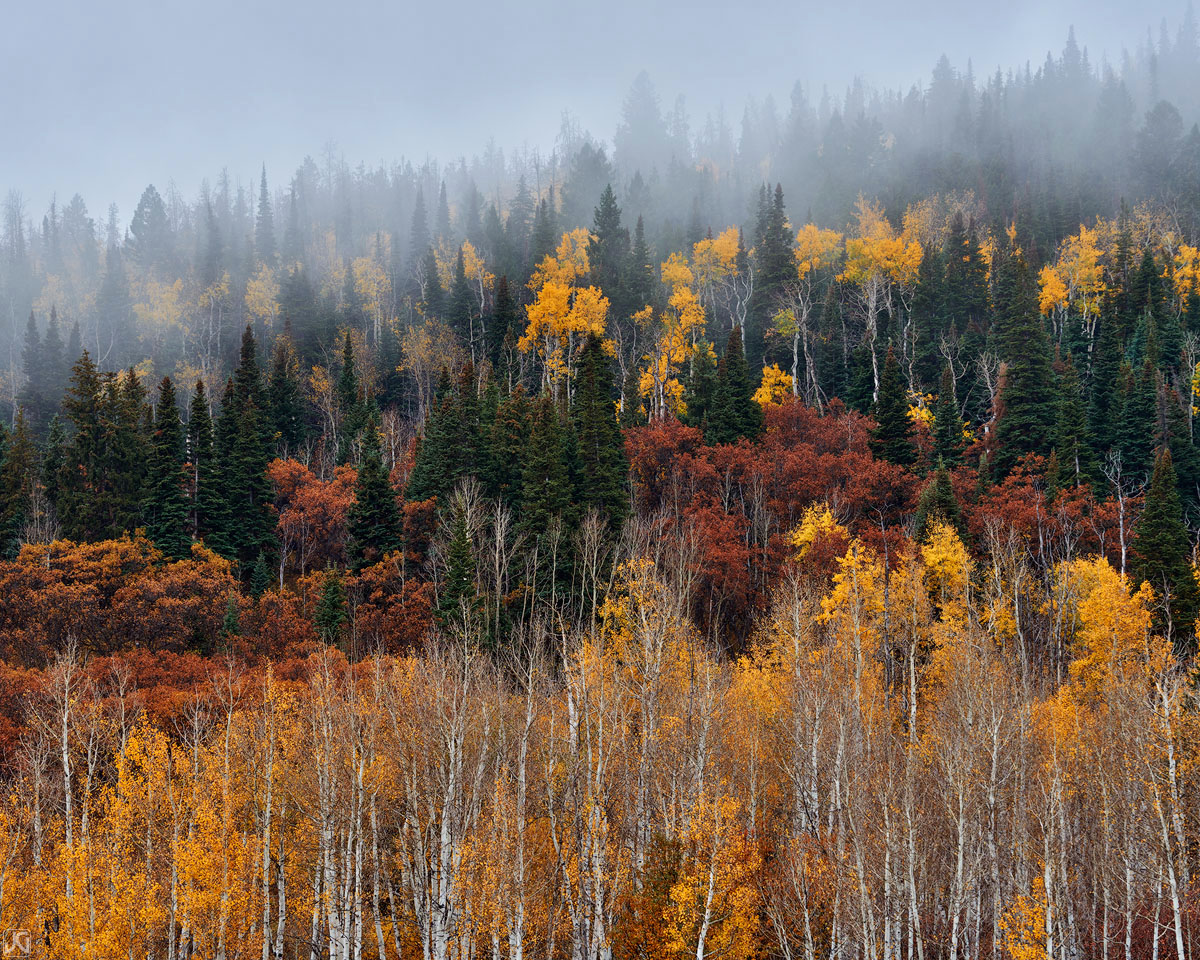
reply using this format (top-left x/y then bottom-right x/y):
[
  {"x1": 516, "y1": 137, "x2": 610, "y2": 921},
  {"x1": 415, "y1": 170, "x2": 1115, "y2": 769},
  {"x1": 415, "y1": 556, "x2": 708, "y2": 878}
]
[{"x1": 0, "y1": 0, "x2": 1184, "y2": 219}]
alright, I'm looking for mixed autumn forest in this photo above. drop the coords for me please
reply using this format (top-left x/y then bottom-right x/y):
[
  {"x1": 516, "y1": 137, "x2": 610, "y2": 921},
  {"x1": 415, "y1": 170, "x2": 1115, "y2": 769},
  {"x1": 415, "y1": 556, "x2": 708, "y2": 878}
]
[{"x1": 9, "y1": 14, "x2": 1200, "y2": 960}]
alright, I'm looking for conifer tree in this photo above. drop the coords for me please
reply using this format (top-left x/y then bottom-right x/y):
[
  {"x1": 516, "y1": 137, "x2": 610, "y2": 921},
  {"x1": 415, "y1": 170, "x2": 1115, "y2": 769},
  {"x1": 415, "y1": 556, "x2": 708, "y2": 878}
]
[
  {"x1": 914, "y1": 462, "x2": 964, "y2": 542},
  {"x1": 336, "y1": 331, "x2": 363, "y2": 464},
  {"x1": 188, "y1": 379, "x2": 229, "y2": 554},
  {"x1": 571, "y1": 334, "x2": 628, "y2": 525},
  {"x1": 1116, "y1": 359, "x2": 1158, "y2": 482},
  {"x1": 1132, "y1": 447, "x2": 1200, "y2": 649},
  {"x1": 1054, "y1": 353, "x2": 1093, "y2": 488},
  {"x1": 0, "y1": 410, "x2": 38, "y2": 558},
  {"x1": 520, "y1": 397, "x2": 574, "y2": 538},
  {"x1": 315, "y1": 568, "x2": 348, "y2": 644},
  {"x1": 589, "y1": 185, "x2": 630, "y2": 317},
  {"x1": 142, "y1": 376, "x2": 190, "y2": 560},
  {"x1": 406, "y1": 369, "x2": 458, "y2": 504},
  {"x1": 683, "y1": 341, "x2": 719, "y2": 430},
  {"x1": 931, "y1": 365, "x2": 964, "y2": 466},
  {"x1": 1087, "y1": 315, "x2": 1122, "y2": 460},
  {"x1": 870, "y1": 346, "x2": 916, "y2": 466},
  {"x1": 485, "y1": 385, "x2": 530, "y2": 503},
  {"x1": 346, "y1": 419, "x2": 402, "y2": 570},
  {"x1": 438, "y1": 507, "x2": 478, "y2": 630},
  {"x1": 992, "y1": 245, "x2": 1056, "y2": 476},
  {"x1": 256, "y1": 165, "x2": 277, "y2": 265},
  {"x1": 268, "y1": 336, "x2": 305, "y2": 452},
  {"x1": 620, "y1": 368, "x2": 646, "y2": 428},
  {"x1": 707, "y1": 327, "x2": 763, "y2": 444}
]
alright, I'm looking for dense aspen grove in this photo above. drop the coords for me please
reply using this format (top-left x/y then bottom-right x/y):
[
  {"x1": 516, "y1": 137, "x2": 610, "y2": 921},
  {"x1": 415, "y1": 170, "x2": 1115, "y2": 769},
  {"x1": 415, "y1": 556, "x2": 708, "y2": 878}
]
[{"x1": 9, "y1": 19, "x2": 1200, "y2": 960}]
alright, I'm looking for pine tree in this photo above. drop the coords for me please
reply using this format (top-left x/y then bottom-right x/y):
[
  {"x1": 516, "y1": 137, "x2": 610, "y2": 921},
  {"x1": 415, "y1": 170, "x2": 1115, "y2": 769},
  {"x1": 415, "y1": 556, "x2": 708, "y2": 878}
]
[
  {"x1": 707, "y1": 327, "x2": 763, "y2": 444},
  {"x1": 931, "y1": 365, "x2": 964, "y2": 466},
  {"x1": 747, "y1": 184, "x2": 792, "y2": 371},
  {"x1": 1116, "y1": 359, "x2": 1158, "y2": 483},
  {"x1": 249, "y1": 551, "x2": 273, "y2": 598},
  {"x1": 485, "y1": 385, "x2": 530, "y2": 503},
  {"x1": 571, "y1": 334, "x2": 628, "y2": 525},
  {"x1": 621, "y1": 367, "x2": 646, "y2": 427},
  {"x1": 406, "y1": 369, "x2": 459, "y2": 504},
  {"x1": 870, "y1": 346, "x2": 916, "y2": 466},
  {"x1": 268, "y1": 335, "x2": 305, "y2": 452},
  {"x1": 914, "y1": 462, "x2": 964, "y2": 542},
  {"x1": 346, "y1": 419, "x2": 402, "y2": 570},
  {"x1": 0, "y1": 410, "x2": 38, "y2": 557},
  {"x1": 992, "y1": 245, "x2": 1056, "y2": 477},
  {"x1": 589, "y1": 185, "x2": 630, "y2": 318},
  {"x1": 520, "y1": 397, "x2": 574, "y2": 537},
  {"x1": 256, "y1": 165, "x2": 277, "y2": 265},
  {"x1": 336, "y1": 331, "x2": 363, "y2": 464},
  {"x1": 187, "y1": 380, "x2": 230, "y2": 555},
  {"x1": 683, "y1": 341, "x2": 718, "y2": 429},
  {"x1": 1087, "y1": 315, "x2": 1122, "y2": 459},
  {"x1": 438, "y1": 507, "x2": 478, "y2": 630},
  {"x1": 1054, "y1": 352, "x2": 1094, "y2": 488},
  {"x1": 449, "y1": 245, "x2": 476, "y2": 347},
  {"x1": 1132, "y1": 447, "x2": 1200, "y2": 650},
  {"x1": 314, "y1": 568, "x2": 348, "y2": 644},
  {"x1": 142, "y1": 377, "x2": 191, "y2": 559}
]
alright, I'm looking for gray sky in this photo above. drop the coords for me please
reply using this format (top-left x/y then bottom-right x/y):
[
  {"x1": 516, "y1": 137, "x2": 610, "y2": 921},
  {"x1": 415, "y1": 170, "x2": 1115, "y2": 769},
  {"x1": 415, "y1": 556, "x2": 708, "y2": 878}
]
[{"x1": 0, "y1": 0, "x2": 1182, "y2": 218}]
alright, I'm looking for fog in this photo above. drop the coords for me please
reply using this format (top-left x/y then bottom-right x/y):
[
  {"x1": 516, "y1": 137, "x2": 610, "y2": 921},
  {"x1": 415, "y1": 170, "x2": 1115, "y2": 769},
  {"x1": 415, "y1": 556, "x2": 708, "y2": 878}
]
[{"x1": 2, "y1": 0, "x2": 1181, "y2": 214}]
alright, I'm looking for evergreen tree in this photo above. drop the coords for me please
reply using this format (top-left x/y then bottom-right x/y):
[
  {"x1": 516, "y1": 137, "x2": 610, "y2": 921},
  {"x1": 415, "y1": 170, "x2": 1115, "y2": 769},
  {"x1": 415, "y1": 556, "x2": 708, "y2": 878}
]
[
  {"x1": 683, "y1": 341, "x2": 718, "y2": 429},
  {"x1": 992, "y1": 245, "x2": 1056, "y2": 476},
  {"x1": 571, "y1": 334, "x2": 629, "y2": 525},
  {"x1": 249, "y1": 551, "x2": 273, "y2": 598},
  {"x1": 931, "y1": 365, "x2": 964, "y2": 466},
  {"x1": 268, "y1": 335, "x2": 306, "y2": 452},
  {"x1": 0, "y1": 410, "x2": 38, "y2": 557},
  {"x1": 1132, "y1": 448, "x2": 1200, "y2": 650},
  {"x1": 346, "y1": 419, "x2": 402, "y2": 570},
  {"x1": 707, "y1": 327, "x2": 763, "y2": 444},
  {"x1": 747, "y1": 184, "x2": 793, "y2": 371},
  {"x1": 314, "y1": 568, "x2": 348, "y2": 644},
  {"x1": 589, "y1": 185, "x2": 630, "y2": 318},
  {"x1": 187, "y1": 379, "x2": 229, "y2": 555},
  {"x1": 1054, "y1": 352, "x2": 1094, "y2": 488},
  {"x1": 336, "y1": 331, "x2": 364, "y2": 463},
  {"x1": 870, "y1": 346, "x2": 916, "y2": 466},
  {"x1": 438, "y1": 507, "x2": 478, "y2": 630},
  {"x1": 520, "y1": 397, "x2": 574, "y2": 538},
  {"x1": 406, "y1": 369, "x2": 459, "y2": 504},
  {"x1": 142, "y1": 377, "x2": 190, "y2": 559},
  {"x1": 490, "y1": 276, "x2": 518, "y2": 369},
  {"x1": 621, "y1": 367, "x2": 646, "y2": 427},
  {"x1": 256, "y1": 165, "x2": 277, "y2": 265},
  {"x1": 1116, "y1": 359, "x2": 1159, "y2": 483},
  {"x1": 485, "y1": 385, "x2": 530, "y2": 502},
  {"x1": 913, "y1": 462, "x2": 964, "y2": 542},
  {"x1": 1087, "y1": 315, "x2": 1123, "y2": 459}
]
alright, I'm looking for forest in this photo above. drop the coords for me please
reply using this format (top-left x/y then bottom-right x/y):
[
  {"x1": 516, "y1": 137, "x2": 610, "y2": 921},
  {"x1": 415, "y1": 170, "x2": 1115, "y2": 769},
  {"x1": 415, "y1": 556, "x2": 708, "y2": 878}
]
[{"x1": 5, "y1": 13, "x2": 1200, "y2": 960}]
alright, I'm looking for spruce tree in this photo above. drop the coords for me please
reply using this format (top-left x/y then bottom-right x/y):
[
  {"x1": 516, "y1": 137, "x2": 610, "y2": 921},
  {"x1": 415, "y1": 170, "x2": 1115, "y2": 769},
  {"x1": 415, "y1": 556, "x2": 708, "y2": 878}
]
[
  {"x1": 438, "y1": 507, "x2": 478, "y2": 630},
  {"x1": 707, "y1": 327, "x2": 763, "y2": 444},
  {"x1": 485, "y1": 386, "x2": 530, "y2": 503},
  {"x1": 187, "y1": 380, "x2": 230, "y2": 555},
  {"x1": 314, "y1": 568, "x2": 348, "y2": 644},
  {"x1": 256, "y1": 165, "x2": 277, "y2": 265},
  {"x1": 571, "y1": 334, "x2": 629, "y2": 525},
  {"x1": 142, "y1": 377, "x2": 191, "y2": 559},
  {"x1": 1132, "y1": 448, "x2": 1200, "y2": 650},
  {"x1": 1116, "y1": 359, "x2": 1158, "y2": 483},
  {"x1": 991, "y1": 245, "x2": 1056, "y2": 477},
  {"x1": 0, "y1": 410, "x2": 38, "y2": 557},
  {"x1": 520, "y1": 397, "x2": 574, "y2": 537},
  {"x1": 931, "y1": 365, "x2": 964, "y2": 466},
  {"x1": 870, "y1": 346, "x2": 916, "y2": 467},
  {"x1": 589, "y1": 185, "x2": 630, "y2": 317},
  {"x1": 1054, "y1": 353, "x2": 1093, "y2": 488},
  {"x1": 268, "y1": 336, "x2": 305, "y2": 452},
  {"x1": 336, "y1": 331, "x2": 363, "y2": 463},
  {"x1": 1087, "y1": 315, "x2": 1123, "y2": 460},
  {"x1": 346, "y1": 420, "x2": 402, "y2": 570},
  {"x1": 913, "y1": 462, "x2": 964, "y2": 542}
]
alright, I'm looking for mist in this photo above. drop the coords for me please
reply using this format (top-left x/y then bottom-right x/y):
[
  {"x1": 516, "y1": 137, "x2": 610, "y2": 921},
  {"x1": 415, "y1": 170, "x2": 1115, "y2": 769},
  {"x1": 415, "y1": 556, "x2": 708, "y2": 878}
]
[{"x1": 3, "y1": 0, "x2": 1183, "y2": 214}]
